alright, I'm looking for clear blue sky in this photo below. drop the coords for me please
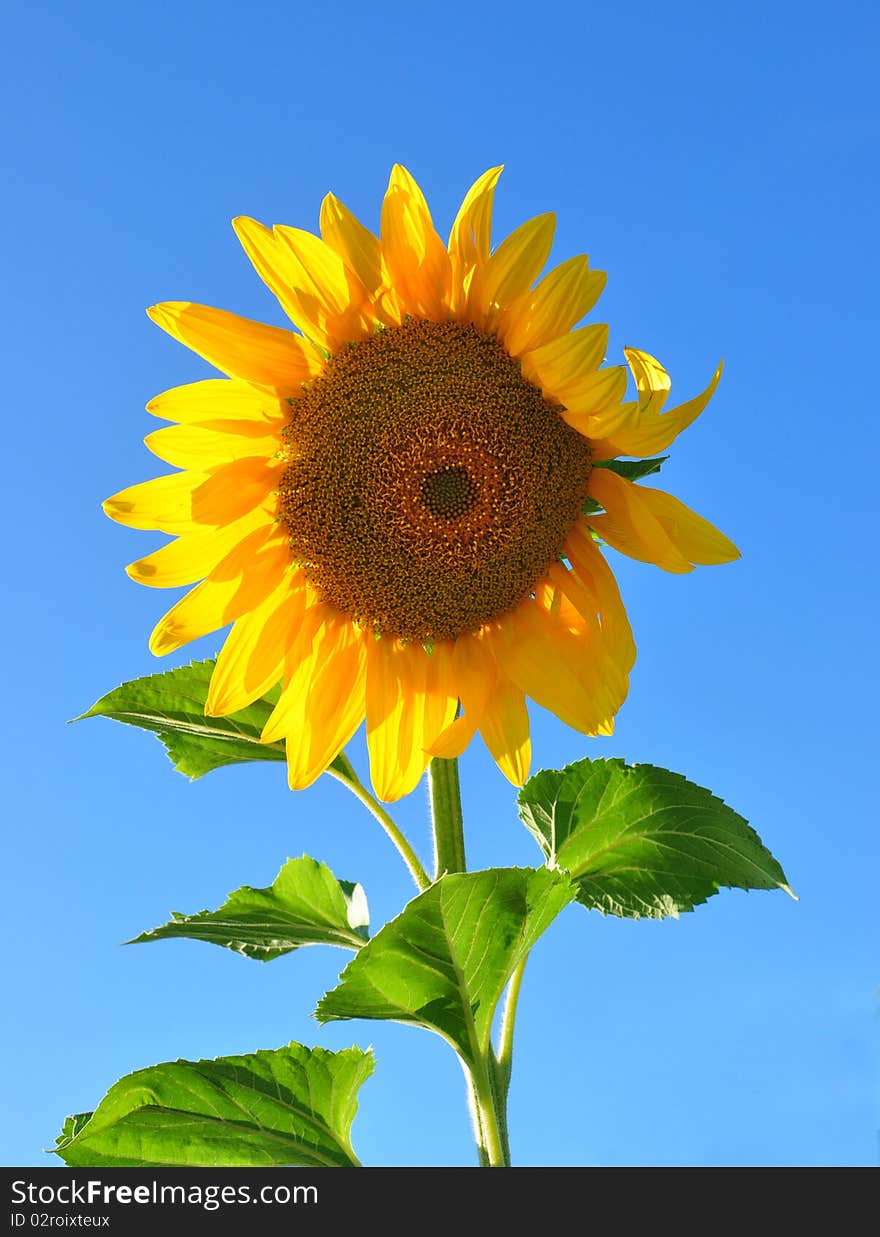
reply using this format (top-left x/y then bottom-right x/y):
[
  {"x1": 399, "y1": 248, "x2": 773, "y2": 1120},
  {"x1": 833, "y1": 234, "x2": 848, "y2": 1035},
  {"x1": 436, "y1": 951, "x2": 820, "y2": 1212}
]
[{"x1": 2, "y1": 0, "x2": 877, "y2": 1167}]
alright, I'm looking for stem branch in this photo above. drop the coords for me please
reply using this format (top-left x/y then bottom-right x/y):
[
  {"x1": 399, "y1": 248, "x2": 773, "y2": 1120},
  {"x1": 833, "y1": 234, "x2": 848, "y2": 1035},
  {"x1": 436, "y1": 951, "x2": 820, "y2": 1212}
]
[{"x1": 328, "y1": 757, "x2": 430, "y2": 892}]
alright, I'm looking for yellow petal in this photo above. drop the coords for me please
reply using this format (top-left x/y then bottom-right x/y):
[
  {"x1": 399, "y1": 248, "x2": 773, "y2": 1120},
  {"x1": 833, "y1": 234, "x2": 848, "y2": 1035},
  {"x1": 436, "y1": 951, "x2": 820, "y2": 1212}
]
[
  {"x1": 478, "y1": 677, "x2": 531, "y2": 786},
  {"x1": 449, "y1": 166, "x2": 503, "y2": 269},
  {"x1": 149, "y1": 525, "x2": 291, "y2": 656},
  {"x1": 558, "y1": 367, "x2": 629, "y2": 432},
  {"x1": 365, "y1": 637, "x2": 440, "y2": 802},
  {"x1": 279, "y1": 619, "x2": 367, "y2": 789},
  {"x1": 144, "y1": 423, "x2": 282, "y2": 469},
  {"x1": 628, "y1": 487, "x2": 740, "y2": 566},
  {"x1": 587, "y1": 469, "x2": 693, "y2": 573},
  {"x1": 380, "y1": 164, "x2": 452, "y2": 319},
  {"x1": 319, "y1": 193, "x2": 392, "y2": 310},
  {"x1": 260, "y1": 604, "x2": 367, "y2": 786},
  {"x1": 273, "y1": 224, "x2": 376, "y2": 347},
  {"x1": 467, "y1": 213, "x2": 555, "y2": 329},
  {"x1": 546, "y1": 561, "x2": 630, "y2": 706},
  {"x1": 233, "y1": 216, "x2": 315, "y2": 333},
  {"x1": 419, "y1": 643, "x2": 459, "y2": 754},
  {"x1": 520, "y1": 323, "x2": 608, "y2": 392},
  {"x1": 147, "y1": 379, "x2": 288, "y2": 431},
  {"x1": 104, "y1": 470, "x2": 207, "y2": 533},
  {"x1": 626, "y1": 347, "x2": 672, "y2": 415},
  {"x1": 258, "y1": 603, "x2": 333, "y2": 742},
  {"x1": 206, "y1": 571, "x2": 309, "y2": 716},
  {"x1": 448, "y1": 165, "x2": 503, "y2": 312},
  {"x1": 500, "y1": 256, "x2": 607, "y2": 357},
  {"x1": 125, "y1": 507, "x2": 269, "y2": 588},
  {"x1": 488, "y1": 602, "x2": 617, "y2": 736},
  {"x1": 564, "y1": 523, "x2": 637, "y2": 674},
  {"x1": 426, "y1": 632, "x2": 497, "y2": 759},
  {"x1": 599, "y1": 355, "x2": 724, "y2": 458},
  {"x1": 148, "y1": 302, "x2": 321, "y2": 395},
  {"x1": 533, "y1": 577, "x2": 585, "y2": 632},
  {"x1": 284, "y1": 654, "x2": 366, "y2": 788},
  {"x1": 575, "y1": 397, "x2": 641, "y2": 448},
  {"x1": 190, "y1": 457, "x2": 283, "y2": 526}
]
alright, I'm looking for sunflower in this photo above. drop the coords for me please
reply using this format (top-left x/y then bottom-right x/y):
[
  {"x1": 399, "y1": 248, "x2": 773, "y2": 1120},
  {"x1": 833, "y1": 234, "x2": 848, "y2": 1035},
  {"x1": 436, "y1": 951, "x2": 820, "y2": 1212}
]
[{"x1": 104, "y1": 166, "x2": 739, "y2": 802}]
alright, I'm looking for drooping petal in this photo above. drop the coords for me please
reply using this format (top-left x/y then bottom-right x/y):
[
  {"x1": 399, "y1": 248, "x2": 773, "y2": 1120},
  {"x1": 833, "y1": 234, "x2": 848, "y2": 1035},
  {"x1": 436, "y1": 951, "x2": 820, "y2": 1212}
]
[
  {"x1": 146, "y1": 379, "x2": 288, "y2": 430},
  {"x1": 269, "y1": 613, "x2": 368, "y2": 786},
  {"x1": 546, "y1": 561, "x2": 630, "y2": 707},
  {"x1": 280, "y1": 619, "x2": 367, "y2": 789},
  {"x1": 419, "y1": 643, "x2": 460, "y2": 754},
  {"x1": 627, "y1": 347, "x2": 672, "y2": 415},
  {"x1": 147, "y1": 302, "x2": 321, "y2": 395},
  {"x1": 426, "y1": 632, "x2": 498, "y2": 759},
  {"x1": 596, "y1": 353, "x2": 724, "y2": 458},
  {"x1": 627, "y1": 486, "x2": 740, "y2": 566},
  {"x1": 206, "y1": 571, "x2": 310, "y2": 716},
  {"x1": 500, "y1": 255, "x2": 607, "y2": 357},
  {"x1": 365, "y1": 636, "x2": 441, "y2": 802},
  {"x1": 564, "y1": 523, "x2": 637, "y2": 675},
  {"x1": 258, "y1": 603, "x2": 333, "y2": 742},
  {"x1": 380, "y1": 165, "x2": 452, "y2": 319},
  {"x1": 488, "y1": 601, "x2": 618, "y2": 736},
  {"x1": 589, "y1": 474, "x2": 739, "y2": 569},
  {"x1": 533, "y1": 576, "x2": 586, "y2": 632},
  {"x1": 478, "y1": 676, "x2": 531, "y2": 786},
  {"x1": 148, "y1": 524, "x2": 291, "y2": 656}
]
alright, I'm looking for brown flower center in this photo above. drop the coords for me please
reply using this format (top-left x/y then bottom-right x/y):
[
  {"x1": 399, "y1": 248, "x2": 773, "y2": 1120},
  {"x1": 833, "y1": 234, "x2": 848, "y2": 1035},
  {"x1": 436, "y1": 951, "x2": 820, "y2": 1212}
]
[{"x1": 277, "y1": 319, "x2": 592, "y2": 642}]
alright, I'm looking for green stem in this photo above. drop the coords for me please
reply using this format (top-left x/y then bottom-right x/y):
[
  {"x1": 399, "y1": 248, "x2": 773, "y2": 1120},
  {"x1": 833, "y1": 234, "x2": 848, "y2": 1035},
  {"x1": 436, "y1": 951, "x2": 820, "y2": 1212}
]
[
  {"x1": 328, "y1": 757, "x2": 430, "y2": 893},
  {"x1": 470, "y1": 1057, "x2": 509, "y2": 1167},
  {"x1": 491, "y1": 958, "x2": 528, "y2": 1164},
  {"x1": 428, "y1": 756, "x2": 466, "y2": 878},
  {"x1": 463, "y1": 1068, "x2": 491, "y2": 1168},
  {"x1": 427, "y1": 755, "x2": 518, "y2": 1165},
  {"x1": 496, "y1": 958, "x2": 528, "y2": 1080}
]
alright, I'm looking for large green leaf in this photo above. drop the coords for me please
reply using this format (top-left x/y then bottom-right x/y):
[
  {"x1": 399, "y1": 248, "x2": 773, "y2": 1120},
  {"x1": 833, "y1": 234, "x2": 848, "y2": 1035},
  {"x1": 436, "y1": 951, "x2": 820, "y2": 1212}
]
[
  {"x1": 78, "y1": 659, "x2": 283, "y2": 778},
  {"x1": 79, "y1": 659, "x2": 347, "y2": 780},
  {"x1": 316, "y1": 868, "x2": 573, "y2": 1067},
  {"x1": 518, "y1": 758, "x2": 793, "y2": 919},
  {"x1": 53, "y1": 1042, "x2": 372, "y2": 1168},
  {"x1": 130, "y1": 856, "x2": 368, "y2": 960}
]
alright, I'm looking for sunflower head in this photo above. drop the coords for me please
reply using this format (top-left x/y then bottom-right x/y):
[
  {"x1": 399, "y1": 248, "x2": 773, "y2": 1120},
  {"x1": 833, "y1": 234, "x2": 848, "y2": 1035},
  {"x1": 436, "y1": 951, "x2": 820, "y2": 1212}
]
[{"x1": 104, "y1": 164, "x2": 739, "y2": 801}]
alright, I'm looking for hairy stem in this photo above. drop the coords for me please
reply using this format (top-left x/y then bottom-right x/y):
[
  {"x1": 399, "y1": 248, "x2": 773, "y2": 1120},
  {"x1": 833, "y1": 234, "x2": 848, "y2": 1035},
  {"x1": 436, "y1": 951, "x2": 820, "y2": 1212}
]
[{"x1": 428, "y1": 756, "x2": 466, "y2": 879}]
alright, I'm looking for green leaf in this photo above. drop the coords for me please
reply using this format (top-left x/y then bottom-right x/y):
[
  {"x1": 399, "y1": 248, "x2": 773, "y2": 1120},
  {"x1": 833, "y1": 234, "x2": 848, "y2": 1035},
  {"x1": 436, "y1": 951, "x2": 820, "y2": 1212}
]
[
  {"x1": 130, "y1": 856, "x2": 369, "y2": 960},
  {"x1": 77, "y1": 660, "x2": 282, "y2": 777},
  {"x1": 316, "y1": 868, "x2": 574, "y2": 1068},
  {"x1": 593, "y1": 455, "x2": 668, "y2": 481},
  {"x1": 518, "y1": 758, "x2": 793, "y2": 920},
  {"x1": 53, "y1": 1042, "x2": 372, "y2": 1168},
  {"x1": 78, "y1": 659, "x2": 347, "y2": 781}
]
